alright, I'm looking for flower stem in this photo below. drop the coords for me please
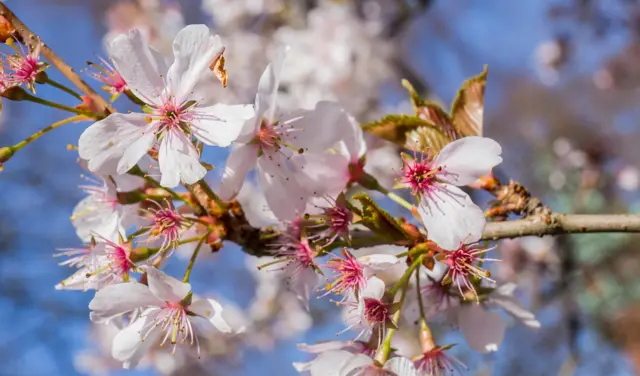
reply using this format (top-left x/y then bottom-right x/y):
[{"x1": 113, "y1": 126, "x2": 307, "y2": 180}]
[
  {"x1": 389, "y1": 255, "x2": 423, "y2": 297},
  {"x1": 183, "y1": 235, "x2": 207, "y2": 282},
  {"x1": 127, "y1": 165, "x2": 187, "y2": 204},
  {"x1": 44, "y1": 77, "x2": 83, "y2": 100},
  {"x1": 7, "y1": 115, "x2": 84, "y2": 155},
  {"x1": 374, "y1": 279, "x2": 409, "y2": 365},
  {"x1": 22, "y1": 91, "x2": 99, "y2": 118},
  {"x1": 415, "y1": 265, "x2": 427, "y2": 323},
  {"x1": 357, "y1": 171, "x2": 415, "y2": 211}
]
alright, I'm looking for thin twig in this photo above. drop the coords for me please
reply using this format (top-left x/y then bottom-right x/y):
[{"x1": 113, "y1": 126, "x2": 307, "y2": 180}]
[
  {"x1": 482, "y1": 214, "x2": 640, "y2": 240},
  {"x1": 0, "y1": 3, "x2": 114, "y2": 116}
]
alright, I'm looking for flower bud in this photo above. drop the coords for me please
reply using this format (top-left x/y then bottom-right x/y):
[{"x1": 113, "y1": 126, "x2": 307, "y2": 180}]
[
  {"x1": 0, "y1": 16, "x2": 15, "y2": 43},
  {"x1": 0, "y1": 146, "x2": 14, "y2": 166},
  {"x1": 1, "y1": 86, "x2": 28, "y2": 101}
]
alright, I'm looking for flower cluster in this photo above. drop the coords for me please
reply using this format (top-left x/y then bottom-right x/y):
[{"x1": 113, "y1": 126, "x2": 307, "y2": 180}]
[{"x1": 0, "y1": 5, "x2": 542, "y2": 374}]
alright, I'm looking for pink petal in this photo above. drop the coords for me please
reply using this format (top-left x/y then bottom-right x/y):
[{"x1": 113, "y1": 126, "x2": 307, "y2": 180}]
[
  {"x1": 280, "y1": 101, "x2": 351, "y2": 152},
  {"x1": 291, "y1": 152, "x2": 350, "y2": 197},
  {"x1": 434, "y1": 136, "x2": 502, "y2": 186},
  {"x1": 459, "y1": 304, "x2": 506, "y2": 353},
  {"x1": 417, "y1": 183, "x2": 486, "y2": 250}
]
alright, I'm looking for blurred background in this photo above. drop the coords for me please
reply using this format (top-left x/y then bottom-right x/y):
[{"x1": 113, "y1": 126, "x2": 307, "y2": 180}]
[{"x1": 0, "y1": 0, "x2": 640, "y2": 375}]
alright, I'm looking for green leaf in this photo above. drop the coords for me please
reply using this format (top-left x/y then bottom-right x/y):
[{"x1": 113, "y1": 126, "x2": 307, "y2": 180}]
[
  {"x1": 352, "y1": 193, "x2": 409, "y2": 241},
  {"x1": 451, "y1": 65, "x2": 487, "y2": 137}
]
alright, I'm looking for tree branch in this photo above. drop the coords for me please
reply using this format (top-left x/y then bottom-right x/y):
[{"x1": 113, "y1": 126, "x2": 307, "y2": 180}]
[
  {"x1": 0, "y1": 3, "x2": 114, "y2": 116},
  {"x1": 482, "y1": 214, "x2": 640, "y2": 240}
]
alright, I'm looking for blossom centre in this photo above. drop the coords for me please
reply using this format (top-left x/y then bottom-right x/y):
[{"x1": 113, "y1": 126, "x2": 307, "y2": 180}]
[
  {"x1": 256, "y1": 120, "x2": 283, "y2": 150},
  {"x1": 402, "y1": 156, "x2": 442, "y2": 195},
  {"x1": 324, "y1": 250, "x2": 365, "y2": 296},
  {"x1": 108, "y1": 244, "x2": 134, "y2": 277},
  {"x1": 152, "y1": 95, "x2": 195, "y2": 134},
  {"x1": 143, "y1": 304, "x2": 197, "y2": 353},
  {"x1": 363, "y1": 298, "x2": 389, "y2": 325}
]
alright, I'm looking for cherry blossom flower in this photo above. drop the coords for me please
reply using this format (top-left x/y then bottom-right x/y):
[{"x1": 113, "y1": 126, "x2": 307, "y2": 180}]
[
  {"x1": 307, "y1": 194, "x2": 353, "y2": 245},
  {"x1": 71, "y1": 173, "x2": 144, "y2": 243},
  {"x1": 292, "y1": 113, "x2": 366, "y2": 198},
  {"x1": 322, "y1": 250, "x2": 400, "y2": 300},
  {"x1": 344, "y1": 276, "x2": 397, "y2": 341},
  {"x1": 293, "y1": 340, "x2": 373, "y2": 373},
  {"x1": 401, "y1": 136, "x2": 502, "y2": 250},
  {"x1": 457, "y1": 303, "x2": 505, "y2": 354},
  {"x1": 219, "y1": 47, "x2": 351, "y2": 220},
  {"x1": 87, "y1": 57, "x2": 129, "y2": 100},
  {"x1": 307, "y1": 351, "x2": 417, "y2": 376},
  {"x1": 139, "y1": 200, "x2": 190, "y2": 252},
  {"x1": 89, "y1": 266, "x2": 235, "y2": 369},
  {"x1": 1, "y1": 38, "x2": 47, "y2": 92},
  {"x1": 441, "y1": 242, "x2": 499, "y2": 301},
  {"x1": 485, "y1": 283, "x2": 540, "y2": 329},
  {"x1": 413, "y1": 345, "x2": 467, "y2": 376},
  {"x1": 79, "y1": 25, "x2": 254, "y2": 188},
  {"x1": 55, "y1": 234, "x2": 136, "y2": 291},
  {"x1": 271, "y1": 233, "x2": 322, "y2": 306}
]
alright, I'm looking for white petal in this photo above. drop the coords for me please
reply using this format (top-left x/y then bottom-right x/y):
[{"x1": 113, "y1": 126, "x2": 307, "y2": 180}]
[
  {"x1": 434, "y1": 136, "x2": 502, "y2": 186},
  {"x1": 236, "y1": 182, "x2": 278, "y2": 227},
  {"x1": 358, "y1": 254, "x2": 401, "y2": 272},
  {"x1": 158, "y1": 130, "x2": 206, "y2": 188},
  {"x1": 192, "y1": 104, "x2": 255, "y2": 147},
  {"x1": 112, "y1": 313, "x2": 161, "y2": 369},
  {"x1": 291, "y1": 152, "x2": 350, "y2": 197},
  {"x1": 79, "y1": 113, "x2": 154, "y2": 176},
  {"x1": 341, "y1": 115, "x2": 366, "y2": 161},
  {"x1": 310, "y1": 350, "x2": 358, "y2": 376},
  {"x1": 167, "y1": 25, "x2": 225, "y2": 103},
  {"x1": 72, "y1": 196, "x2": 120, "y2": 243},
  {"x1": 189, "y1": 298, "x2": 235, "y2": 333},
  {"x1": 293, "y1": 361, "x2": 312, "y2": 372},
  {"x1": 56, "y1": 267, "x2": 97, "y2": 291},
  {"x1": 340, "y1": 353, "x2": 373, "y2": 376},
  {"x1": 361, "y1": 276, "x2": 386, "y2": 300},
  {"x1": 297, "y1": 341, "x2": 358, "y2": 354},
  {"x1": 257, "y1": 46, "x2": 288, "y2": 122},
  {"x1": 145, "y1": 266, "x2": 191, "y2": 303},
  {"x1": 111, "y1": 174, "x2": 145, "y2": 192},
  {"x1": 417, "y1": 184, "x2": 486, "y2": 250},
  {"x1": 459, "y1": 304, "x2": 506, "y2": 353},
  {"x1": 108, "y1": 29, "x2": 164, "y2": 101},
  {"x1": 219, "y1": 144, "x2": 258, "y2": 200},
  {"x1": 288, "y1": 267, "x2": 322, "y2": 310},
  {"x1": 89, "y1": 283, "x2": 160, "y2": 323},
  {"x1": 488, "y1": 286, "x2": 541, "y2": 329},
  {"x1": 384, "y1": 357, "x2": 418, "y2": 376},
  {"x1": 258, "y1": 156, "x2": 307, "y2": 220},
  {"x1": 281, "y1": 101, "x2": 350, "y2": 152}
]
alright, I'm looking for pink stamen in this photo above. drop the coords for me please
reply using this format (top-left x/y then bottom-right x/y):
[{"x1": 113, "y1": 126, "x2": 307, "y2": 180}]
[
  {"x1": 442, "y1": 243, "x2": 500, "y2": 301},
  {"x1": 414, "y1": 347, "x2": 468, "y2": 376},
  {"x1": 322, "y1": 249, "x2": 365, "y2": 298},
  {"x1": 401, "y1": 151, "x2": 443, "y2": 196}
]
